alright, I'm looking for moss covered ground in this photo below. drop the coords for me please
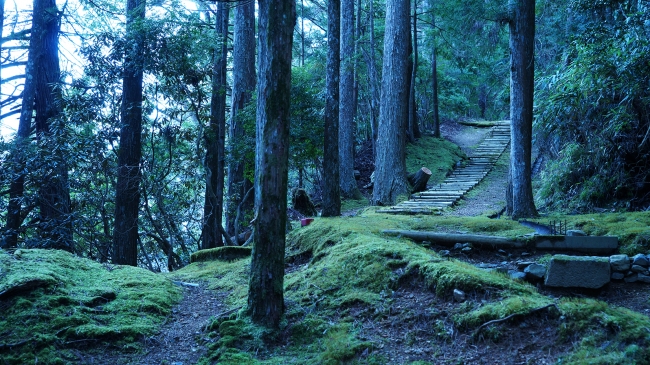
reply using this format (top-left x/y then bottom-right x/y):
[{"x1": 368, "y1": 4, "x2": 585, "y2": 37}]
[
  {"x1": 171, "y1": 210, "x2": 650, "y2": 364},
  {"x1": 0, "y1": 249, "x2": 181, "y2": 364}
]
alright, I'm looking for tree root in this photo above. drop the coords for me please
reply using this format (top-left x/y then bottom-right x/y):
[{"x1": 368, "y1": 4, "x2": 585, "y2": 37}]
[{"x1": 472, "y1": 303, "x2": 559, "y2": 338}]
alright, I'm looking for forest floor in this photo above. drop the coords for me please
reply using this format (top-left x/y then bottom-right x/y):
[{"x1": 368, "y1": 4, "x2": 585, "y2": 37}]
[{"x1": 96, "y1": 120, "x2": 650, "y2": 365}]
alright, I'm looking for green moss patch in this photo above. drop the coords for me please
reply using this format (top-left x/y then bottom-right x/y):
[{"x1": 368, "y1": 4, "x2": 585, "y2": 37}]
[
  {"x1": 0, "y1": 249, "x2": 181, "y2": 364},
  {"x1": 406, "y1": 136, "x2": 466, "y2": 183},
  {"x1": 191, "y1": 246, "x2": 253, "y2": 263}
]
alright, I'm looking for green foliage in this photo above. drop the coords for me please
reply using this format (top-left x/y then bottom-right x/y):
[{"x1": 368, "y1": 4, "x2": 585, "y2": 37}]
[
  {"x1": 535, "y1": 1, "x2": 650, "y2": 212},
  {"x1": 0, "y1": 249, "x2": 181, "y2": 364}
]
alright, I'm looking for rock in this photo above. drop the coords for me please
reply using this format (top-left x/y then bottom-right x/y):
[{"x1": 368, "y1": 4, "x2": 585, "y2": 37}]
[
  {"x1": 517, "y1": 261, "x2": 534, "y2": 270},
  {"x1": 496, "y1": 267, "x2": 509, "y2": 274},
  {"x1": 498, "y1": 249, "x2": 507, "y2": 255},
  {"x1": 632, "y1": 254, "x2": 649, "y2": 267},
  {"x1": 611, "y1": 272, "x2": 625, "y2": 280},
  {"x1": 609, "y1": 254, "x2": 631, "y2": 272},
  {"x1": 452, "y1": 243, "x2": 464, "y2": 251},
  {"x1": 566, "y1": 229, "x2": 587, "y2": 236},
  {"x1": 638, "y1": 274, "x2": 650, "y2": 284},
  {"x1": 439, "y1": 250, "x2": 451, "y2": 257},
  {"x1": 544, "y1": 255, "x2": 610, "y2": 289},
  {"x1": 630, "y1": 265, "x2": 648, "y2": 274},
  {"x1": 476, "y1": 263, "x2": 497, "y2": 269},
  {"x1": 453, "y1": 289, "x2": 466, "y2": 302},
  {"x1": 521, "y1": 252, "x2": 531, "y2": 257},
  {"x1": 524, "y1": 263, "x2": 546, "y2": 281},
  {"x1": 509, "y1": 271, "x2": 527, "y2": 281},
  {"x1": 461, "y1": 247, "x2": 472, "y2": 253},
  {"x1": 625, "y1": 274, "x2": 638, "y2": 283}
]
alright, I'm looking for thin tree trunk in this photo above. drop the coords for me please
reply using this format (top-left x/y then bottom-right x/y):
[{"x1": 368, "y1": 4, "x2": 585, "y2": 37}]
[
  {"x1": 368, "y1": 0, "x2": 379, "y2": 159},
  {"x1": 33, "y1": 0, "x2": 72, "y2": 252},
  {"x1": 373, "y1": 0, "x2": 411, "y2": 205},
  {"x1": 322, "y1": 0, "x2": 341, "y2": 217},
  {"x1": 430, "y1": 1, "x2": 440, "y2": 137},
  {"x1": 202, "y1": 2, "x2": 229, "y2": 249},
  {"x1": 409, "y1": 0, "x2": 421, "y2": 139},
  {"x1": 339, "y1": 0, "x2": 362, "y2": 199},
  {"x1": 3, "y1": 21, "x2": 36, "y2": 250},
  {"x1": 507, "y1": 0, "x2": 538, "y2": 219},
  {"x1": 113, "y1": 0, "x2": 146, "y2": 266},
  {"x1": 247, "y1": 0, "x2": 295, "y2": 329},
  {"x1": 226, "y1": 0, "x2": 256, "y2": 239}
]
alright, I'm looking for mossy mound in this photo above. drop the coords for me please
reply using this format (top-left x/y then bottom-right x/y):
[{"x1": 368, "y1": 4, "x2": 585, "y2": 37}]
[
  {"x1": 184, "y1": 211, "x2": 650, "y2": 364},
  {"x1": 0, "y1": 249, "x2": 181, "y2": 364},
  {"x1": 191, "y1": 246, "x2": 253, "y2": 263},
  {"x1": 406, "y1": 136, "x2": 466, "y2": 182}
]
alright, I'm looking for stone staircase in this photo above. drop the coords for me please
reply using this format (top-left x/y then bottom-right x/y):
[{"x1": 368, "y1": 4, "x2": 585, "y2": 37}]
[{"x1": 378, "y1": 121, "x2": 511, "y2": 215}]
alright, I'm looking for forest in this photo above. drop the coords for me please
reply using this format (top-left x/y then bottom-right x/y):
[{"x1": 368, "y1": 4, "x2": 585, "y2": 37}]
[{"x1": 1, "y1": 0, "x2": 650, "y2": 364}]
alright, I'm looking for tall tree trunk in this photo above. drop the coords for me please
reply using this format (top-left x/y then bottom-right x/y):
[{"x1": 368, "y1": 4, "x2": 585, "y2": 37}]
[
  {"x1": 33, "y1": 0, "x2": 72, "y2": 252},
  {"x1": 368, "y1": 0, "x2": 379, "y2": 159},
  {"x1": 226, "y1": 0, "x2": 255, "y2": 241},
  {"x1": 506, "y1": 0, "x2": 538, "y2": 219},
  {"x1": 373, "y1": 0, "x2": 410, "y2": 205},
  {"x1": 430, "y1": 0, "x2": 440, "y2": 137},
  {"x1": 202, "y1": 2, "x2": 229, "y2": 249},
  {"x1": 339, "y1": 0, "x2": 362, "y2": 199},
  {"x1": 113, "y1": 0, "x2": 146, "y2": 266},
  {"x1": 353, "y1": 0, "x2": 361, "y2": 119},
  {"x1": 408, "y1": 0, "x2": 421, "y2": 140},
  {"x1": 247, "y1": 0, "x2": 295, "y2": 329},
  {"x1": 3, "y1": 5, "x2": 36, "y2": 249},
  {"x1": 322, "y1": 0, "x2": 341, "y2": 217}
]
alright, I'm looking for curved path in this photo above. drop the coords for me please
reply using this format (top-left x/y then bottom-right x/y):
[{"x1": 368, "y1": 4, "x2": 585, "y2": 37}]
[{"x1": 378, "y1": 121, "x2": 511, "y2": 215}]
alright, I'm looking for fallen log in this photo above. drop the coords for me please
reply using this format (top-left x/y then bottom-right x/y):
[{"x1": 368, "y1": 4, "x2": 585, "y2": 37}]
[
  {"x1": 382, "y1": 229, "x2": 526, "y2": 249},
  {"x1": 407, "y1": 167, "x2": 432, "y2": 193}
]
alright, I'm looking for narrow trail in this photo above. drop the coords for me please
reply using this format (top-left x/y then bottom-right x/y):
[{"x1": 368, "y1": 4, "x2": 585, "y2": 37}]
[{"x1": 379, "y1": 121, "x2": 511, "y2": 215}]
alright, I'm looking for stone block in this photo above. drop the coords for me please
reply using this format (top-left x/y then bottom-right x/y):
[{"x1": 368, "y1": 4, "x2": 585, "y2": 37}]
[
  {"x1": 524, "y1": 263, "x2": 546, "y2": 280},
  {"x1": 544, "y1": 255, "x2": 610, "y2": 289},
  {"x1": 611, "y1": 272, "x2": 625, "y2": 280},
  {"x1": 609, "y1": 254, "x2": 630, "y2": 272},
  {"x1": 638, "y1": 274, "x2": 650, "y2": 284},
  {"x1": 509, "y1": 271, "x2": 526, "y2": 281},
  {"x1": 631, "y1": 265, "x2": 649, "y2": 274},
  {"x1": 632, "y1": 254, "x2": 649, "y2": 267}
]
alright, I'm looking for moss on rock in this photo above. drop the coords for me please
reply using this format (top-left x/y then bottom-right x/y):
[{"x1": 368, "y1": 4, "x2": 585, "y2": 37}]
[{"x1": 190, "y1": 246, "x2": 253, "y2": 263}]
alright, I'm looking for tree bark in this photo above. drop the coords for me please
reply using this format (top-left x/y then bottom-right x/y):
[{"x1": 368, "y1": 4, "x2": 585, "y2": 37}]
[
  {"x1": 407, "y1": 0, "x2": 421, "y2": 141},
  {"x1": 339, "y1": 0, "x2": 362, "y2": 199},
  {"x1": 33, "y1": 0, "x2": 72, "y2": 252},
  {"x1": 408, "y1": 167, "x2": 431, "y2": 193},
  {"x1": 428, "y1": 0, "x2": 440, "y2": 137},
  {"x1": 373, "y1": 0, "x2": 411, "y2": 206},
  {"x1": 247, "y1": 0, "x2": 295, "y2": 329},
  {"x1": 226, "y1": 0, "x2": 255, "y2": 238},
  {"x1": 368, "y1": 0, "x2": 379, "y2": 159},
  {"x1": 322, "y1": 0, "x2": 341, "y2": 217},
  {"x1": 507, "y1": 0, "x2": 538, "y2": 219},
  {"x1": 202, "y1": 2, "x2": 229, "y2": 249},
  {"x1": 113, "y1": 0, "x2": 146, "y2": 266}
]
